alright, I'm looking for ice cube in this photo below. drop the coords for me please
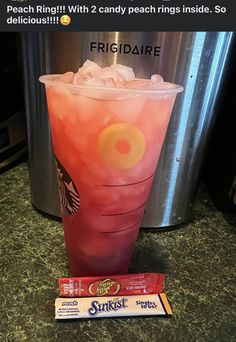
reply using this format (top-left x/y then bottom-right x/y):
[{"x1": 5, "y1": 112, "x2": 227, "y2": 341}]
[
  {"x1": 103, "y1": 78, "x2": 117, "y2": 88},
  {"x1": 97, "y1": 66, "x2": 125, "y2": 82},
  {"x1": 111, "y1": 64, "x2": 135, "y2": 81},
  {"x1": 158, "y1": 82, "x2": 176, "y2": 89},
  {"x1": 83, "y1": 77, "x2": 105, "y2": 87},
  {"x1": 57, "y1": 72, "x2": 75, "y2": 83},
  {"x1": 77, "y1": 59, "x2": 102, "y2": 77},
  {"x1": 103, "y1": 78, "x2": 125, "y2": 88},
  {"x1": 125, "y1": 79, "x2": 152, "y2": 89},
  {"x1": 151, "y1": 74, "x2": 164, "y2": 83},
  {"x1": 106, "y1": 95, "x2": 146, "y2": 122},
  {"x1": 72, "y1": 74, "x2": 90, "y2": 85},
  {"x1": 49, "y1": 61, "x2": 173, "y2": 93},
  {"x1": 46, "y1": 86, "x2": 75, "y2": 121}
]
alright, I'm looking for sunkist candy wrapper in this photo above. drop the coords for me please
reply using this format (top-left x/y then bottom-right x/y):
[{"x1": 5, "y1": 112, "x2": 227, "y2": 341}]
[
  {"x1": 59, "y1": 273, "x2": 165, "y2": 297},
  {"x1": 55, "y1": 293, "x2": 172, "y2": 319}
]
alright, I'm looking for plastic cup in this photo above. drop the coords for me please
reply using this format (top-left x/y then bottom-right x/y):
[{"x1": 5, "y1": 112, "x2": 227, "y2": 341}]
[{"x1": 39, "y1": 74, "x2": 183, "y2": 276}]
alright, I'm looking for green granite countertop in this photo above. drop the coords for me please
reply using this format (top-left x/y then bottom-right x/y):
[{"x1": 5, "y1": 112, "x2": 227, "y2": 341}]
[{"x1": 0, "y1": 163, "x2": 235, "y2": 342}]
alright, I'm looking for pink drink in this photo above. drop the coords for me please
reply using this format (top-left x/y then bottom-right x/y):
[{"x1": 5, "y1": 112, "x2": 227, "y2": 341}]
[{"x1": 40, "y1": 64, "x2": 182, "y2": 276}]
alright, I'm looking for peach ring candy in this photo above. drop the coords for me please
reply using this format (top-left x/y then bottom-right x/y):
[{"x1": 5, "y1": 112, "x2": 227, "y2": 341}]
[{"x1": 98, "y1": 123, "x2": 146, "y2": 169}]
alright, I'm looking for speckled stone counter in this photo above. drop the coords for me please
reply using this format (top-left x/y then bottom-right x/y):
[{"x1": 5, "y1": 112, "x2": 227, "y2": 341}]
[{"x1": 0, "y1": 163, "x2": 235, "y2": 342}]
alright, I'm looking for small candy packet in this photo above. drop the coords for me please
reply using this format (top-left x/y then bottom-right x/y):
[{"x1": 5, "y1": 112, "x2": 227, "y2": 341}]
[
  {"x1": 55, "y1": 293, "x2": 172, "y2": 319},
  {"x1": 59, "y1": 273, "x2": 165, "y2": 297}
]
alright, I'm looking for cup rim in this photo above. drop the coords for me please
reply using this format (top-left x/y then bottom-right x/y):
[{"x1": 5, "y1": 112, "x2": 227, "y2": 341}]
[{"x1": 39, "y1": 74, "x2": 184, "y2": 95}]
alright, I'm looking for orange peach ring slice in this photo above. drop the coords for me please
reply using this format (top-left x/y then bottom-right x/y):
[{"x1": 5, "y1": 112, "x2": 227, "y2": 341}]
[{"x1": 97, "y1": 123, "x2": 146, "y2": 169}]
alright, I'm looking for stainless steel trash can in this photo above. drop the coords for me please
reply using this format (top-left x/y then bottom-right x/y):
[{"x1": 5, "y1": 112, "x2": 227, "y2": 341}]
[{"x1": 21, "y1": 31, "x2": 235, "y2": 228}]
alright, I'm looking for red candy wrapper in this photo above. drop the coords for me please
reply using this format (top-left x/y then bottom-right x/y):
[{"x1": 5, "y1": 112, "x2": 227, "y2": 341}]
[{"x1": 59, "y1": 273, "x2": 165, "y2": 297}]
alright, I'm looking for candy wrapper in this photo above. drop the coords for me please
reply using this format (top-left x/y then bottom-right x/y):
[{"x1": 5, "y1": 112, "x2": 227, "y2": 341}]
[
  {"x1": 55, "y1": 293, "x2": 172, "y2": 319},
  {"x1": 59, "y1": 273, "x2": 165, "y2": 297}
]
